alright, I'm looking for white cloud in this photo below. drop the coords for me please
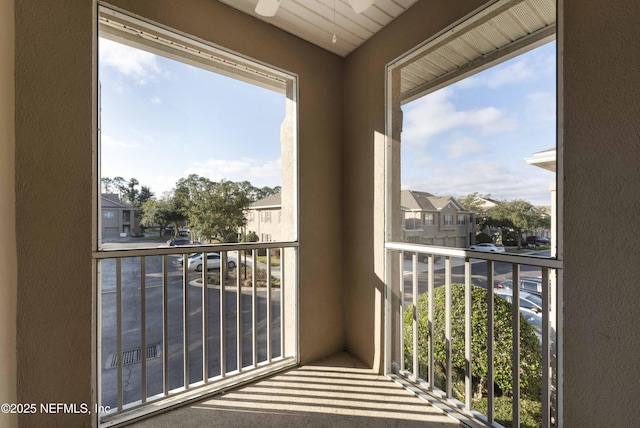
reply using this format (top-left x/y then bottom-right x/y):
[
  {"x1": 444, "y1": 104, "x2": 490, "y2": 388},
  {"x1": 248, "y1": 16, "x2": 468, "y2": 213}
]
[
  {"x1": 458, "y1": 57, "x2": 536, "y2": 90},
  {"x1": 446, "y1": 137, "x2": 486, "y2": 159},
  {"x1": 101, "y1": 134, "x2": 137, "y2": 149},
  {"x1": 151, "y1": 96, "x2": 162, "y2": 104},
  {"x1": 186, "y1": 157, "x2": 282, "y2": 186},
  {"x1": 525, "y1": 91, "x2": 555, "y2": 124},
  {"x1": 402, "y1": 88, "x2": 517, "y2": 145},
  {"x1": 402, "y1": 158, "x2": 554, "y2": 205},
  {"x1": 99, "y1": 38, "x2": 168, "y2": 84},
  {"x1": 457, "y1": 45, "x2": 555, "y2": 91}
]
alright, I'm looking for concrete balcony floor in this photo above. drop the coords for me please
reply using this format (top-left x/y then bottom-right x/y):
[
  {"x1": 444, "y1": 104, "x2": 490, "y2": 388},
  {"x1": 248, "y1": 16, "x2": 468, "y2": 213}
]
[{"x1": 129, "y1": 352, "x2": 461, "y2": 428}]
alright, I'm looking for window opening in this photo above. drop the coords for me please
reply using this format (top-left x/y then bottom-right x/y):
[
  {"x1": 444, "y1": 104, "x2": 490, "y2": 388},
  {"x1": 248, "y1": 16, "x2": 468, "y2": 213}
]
[
  {"x1": 384, "y1": 1, "x2": 561, "y2": 427},
  {"x1": 95, "y1": 6, "x2": 298, "y2": 425}
]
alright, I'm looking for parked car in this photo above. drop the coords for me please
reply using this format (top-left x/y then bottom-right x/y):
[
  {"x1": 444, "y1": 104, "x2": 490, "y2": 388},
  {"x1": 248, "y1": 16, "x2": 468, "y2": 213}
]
[
  {"x1": 187, "y1": 252, "x2": 237, "y2": 271},
  {"x1": 175, "y1": 252, "x2": 201, "y2": 266},
  {"x1": 519, "y1": 307, "x2": 543, "y2": 342},
  {"x1": 494, "y1": 288, "x2": 544, "y2": 313},
  {"x1": 496, "y1": 276, "x2": 544, "y2": 295},
  {"x1": 525, "y1": 236, "x2": 550, "y2": 247},
  {"x1": 166, "y1": 238, "x2": 192, "y2": 246},
  {"x1": 468, "y1": 243, "x2": 505, "y2": 253}
]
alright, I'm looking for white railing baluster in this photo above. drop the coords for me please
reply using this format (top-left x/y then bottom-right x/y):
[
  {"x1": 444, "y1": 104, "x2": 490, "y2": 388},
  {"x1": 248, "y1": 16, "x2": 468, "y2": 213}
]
[
  {"x1": 512, "y1": 264, "x2": 521, "y2": 427},
  {"x1": 542, "y1": 268, "x2": 550, "y2": 428},
  {"x1": 267, "y1": 249, "x2": 272, "y2": 363},
  {"x1": 162, "y1": 255, "x2": 169, "y2": 396},
  {"x1": 220, "y1": 253, "x2": 226, "y2": 378},
  {"x1": 445, "y1": 256, "x2": 452, "y2": 398},
  {"x1": 202, "y1": 251, "x2": 209, "y2": 383},
  {"x1": 252, "y1": 249, "x2": 257, "y2": 367},
  {"x1": 279, "y1": 247, "x2": 284, "y2": 359},
  {"x1": 116, "y1": 258, "x2": 123, "y2": 411},
  {"x1": 412, "y1": 252, "x2": 419, "y2": 381},
  {"x1": 464, "y1": 257, "x2": 472, "y2": 410},
  {"x1": 383, "y1": 242, "x2": 562, "y2": 428},
  {"x1": 183, "y1": 253, "x2": 189, "y2": 389},
  {"x1": 427, "y1": 253, "x2": 434, "y2": 390},
  {"x1": 236, "y1": 250, "x2": 243, "y2": 372},
  {"x1": 140, "y1": 257, "x2": 147, "y2": 403},
  {"x1": 487, "y1": 260, "x2": 495, "y2": 425},
  {"x1": 398, "y1": 251, "x2": 405, "y2": 372}
]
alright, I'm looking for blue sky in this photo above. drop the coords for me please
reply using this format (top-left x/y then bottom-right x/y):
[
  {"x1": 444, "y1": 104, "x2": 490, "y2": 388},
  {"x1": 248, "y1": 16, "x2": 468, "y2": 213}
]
[
  {"x1": 99, "y1": 37, "x2": 286, "y2": 197},
  {"x1": 100, "y1": 37, "x2": 556, "y2": 205},
  {"x1": 401, "y1": 41, "x2": 556, "y2": 206}
]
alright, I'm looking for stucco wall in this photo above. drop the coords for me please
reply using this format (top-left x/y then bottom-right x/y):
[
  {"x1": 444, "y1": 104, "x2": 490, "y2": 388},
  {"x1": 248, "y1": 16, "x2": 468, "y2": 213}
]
[
  {"x1": 15, "y1": 1, "x2": 96, "y2": 426},
  {"x1": 0, "y1": 0, "x2": 17, "y2": 427},
  {"x1": 15, "y1": 2, "x2": 344, "y2": 425},
  {"x1": 561, "y1": 0, "x2": 640, "y2": 424},
  {"x1": 341, "y1": 0, "x2": 487, "y2": 371}
]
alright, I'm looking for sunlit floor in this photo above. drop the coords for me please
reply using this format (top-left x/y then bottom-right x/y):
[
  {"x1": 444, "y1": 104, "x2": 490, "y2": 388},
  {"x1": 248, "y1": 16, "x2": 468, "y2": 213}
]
[{"x1": 128, "y1": 352, "x2": 462, "y2": 428}]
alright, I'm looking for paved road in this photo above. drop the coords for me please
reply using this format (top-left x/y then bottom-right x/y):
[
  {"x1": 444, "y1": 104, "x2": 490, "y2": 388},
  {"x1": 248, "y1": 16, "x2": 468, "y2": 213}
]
[
  {"x1": 401, "y1": 250, "x2": 552, "y2": 300},
  {"x1": 99, "y1": 253, "x2": 282, "y2": 409}
]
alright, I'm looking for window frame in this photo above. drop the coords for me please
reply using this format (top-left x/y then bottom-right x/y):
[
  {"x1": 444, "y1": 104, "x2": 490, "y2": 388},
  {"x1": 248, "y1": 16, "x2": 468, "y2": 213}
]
[
  {"x1": 93, "y1": 5, "x2": 300, "y2": 424},
  {"x1": 95, "y1": 5, "x2": 299, "y2": 249},
  {"x1": 382, "y1": 2, "x2": 563, "y2": 425}
]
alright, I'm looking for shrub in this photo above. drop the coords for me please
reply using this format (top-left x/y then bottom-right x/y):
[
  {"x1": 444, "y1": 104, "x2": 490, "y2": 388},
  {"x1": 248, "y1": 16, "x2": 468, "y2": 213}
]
[
  {"x1": 241, "y1": 266, "x2": 281, "y2": 288},
  {"x1": 403, "y1": 283, "x2": 541, "y2": 401},
  {"x1": 502, "y1": 230, "x2": 523, "y2": 246},
  {"x1": 475, "y1": 232, "x2": 493, "y2": 244}
]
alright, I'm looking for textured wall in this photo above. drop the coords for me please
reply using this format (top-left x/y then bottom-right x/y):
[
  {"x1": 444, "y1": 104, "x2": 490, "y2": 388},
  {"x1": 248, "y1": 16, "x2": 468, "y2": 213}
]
[
  {"x1": 562, "y1": 0, "x2": 640, "y2": 424},
  {"x1": 341, "y1": 0, "x2": 487, "y2": 370},
  {"x1": 15, "y1": 0, "x2": 96, "y2": 426},
  {"x1": 0, "y1": 0, "x2": 17, "y2": 427}
]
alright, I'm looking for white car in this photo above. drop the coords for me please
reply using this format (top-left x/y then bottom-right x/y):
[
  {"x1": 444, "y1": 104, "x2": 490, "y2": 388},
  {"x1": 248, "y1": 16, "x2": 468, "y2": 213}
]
[
  {"x1": 468, "y1": 243, "x2": 505, "y2": 253},
  {"x1": 494, "y1": 288, "x2": 544, "y2": 313},
  {"x1": 187, "y1": 253, "x2": 237, "y2": 272},
  {"x1": 519, "y1": 307, "x2": 543, "y2": 342}
]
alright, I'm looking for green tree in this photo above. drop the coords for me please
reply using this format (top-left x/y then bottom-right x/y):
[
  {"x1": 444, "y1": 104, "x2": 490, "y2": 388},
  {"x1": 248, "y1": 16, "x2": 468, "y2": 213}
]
[
  {"x1": 101, "y1": 177, "x2": 114, "y2": 193},
  {"x1": 137, "y1": 185, "x2": 154, "y2": 206},
  {"x1": 457, "y1": 192, "x2": 491, "y2": 214},
  {"x1": 487, "y1": 199, "x2": 549, "y2": 248},
  {"x1": 140, "y1": 195, "x2": 185, "y2": 237},
  {"x1": 237, "y1": 180, "x2": 281, "y2": 202},
  {"x1": 174, "y1": 175, "x2": 251, "y2": 242},
  {"x1": 457, "y1": 192, "x2": 494, "y2": 233}
]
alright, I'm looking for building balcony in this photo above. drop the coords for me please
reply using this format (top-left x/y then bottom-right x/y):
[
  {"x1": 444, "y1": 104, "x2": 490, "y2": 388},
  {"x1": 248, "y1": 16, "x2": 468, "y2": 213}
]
[{"x1": 97, "y1": 241, "x2": 559, "y2": 428}]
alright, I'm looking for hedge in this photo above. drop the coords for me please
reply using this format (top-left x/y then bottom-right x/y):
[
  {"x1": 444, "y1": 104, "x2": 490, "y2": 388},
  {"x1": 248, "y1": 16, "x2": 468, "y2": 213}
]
[{"x1": 403, "y1": 283, "x2": 542, "y2": 400}]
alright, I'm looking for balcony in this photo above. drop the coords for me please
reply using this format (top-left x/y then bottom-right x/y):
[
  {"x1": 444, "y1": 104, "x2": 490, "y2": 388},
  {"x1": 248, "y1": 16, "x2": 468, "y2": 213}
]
[
  {"x1": 385, "y1": 243, "x2": 562, "y2": 428},
  {"x1": 96, "y1": 242, "x2": 298, "y2": 427},
  {"x1": 125, "y1": 352, "x2": 459, "y2": 428},
  {"x1": 96, "y1": 240, "x2": 561, "y2": 428}
]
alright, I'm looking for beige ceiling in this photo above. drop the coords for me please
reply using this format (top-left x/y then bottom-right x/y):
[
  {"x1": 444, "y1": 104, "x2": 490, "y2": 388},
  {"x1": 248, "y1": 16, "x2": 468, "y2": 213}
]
[
  {"x1": 218, "y1": 0, "x2": 419, "y2": 57},
  {"x1": 397, "y1": 0, "x2": 556, "y2": 102},
  {"x1": 219, "y1": 0, "x2": 556, "y2": 101}
]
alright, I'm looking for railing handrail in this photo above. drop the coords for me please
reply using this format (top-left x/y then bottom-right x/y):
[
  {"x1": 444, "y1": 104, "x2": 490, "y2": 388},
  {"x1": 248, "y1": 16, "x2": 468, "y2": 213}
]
[
  {"x1": 94, "y1": 240, "x2": 299, "y2": 259},
  {"x1": 385, "y1": 241, "x2": 562, "y2": 269}
]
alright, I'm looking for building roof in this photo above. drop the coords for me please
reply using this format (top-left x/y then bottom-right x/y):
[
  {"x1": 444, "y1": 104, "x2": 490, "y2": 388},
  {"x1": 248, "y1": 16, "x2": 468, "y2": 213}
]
[
  {"x1": 525, "y1": 148, "x2": 556, "y2": 172},
  {"x1": 101, "y1": 193, "x2": 135, "y2": 210},
  {"x1": 401, "y1": 190, "x2": 468, "y2": 213},
  {"x1": 249, "y1": 193, "x2": 281, "y2": 209}
]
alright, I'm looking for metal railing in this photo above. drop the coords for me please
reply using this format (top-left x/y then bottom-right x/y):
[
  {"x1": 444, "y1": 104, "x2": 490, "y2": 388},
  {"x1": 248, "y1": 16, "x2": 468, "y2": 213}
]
[
  {"x1": 95, "y1": 241, "x2": 298, "y2": 426},
  {"x1": 385, "y1": 242, "x2": 562, "y2": 428}
]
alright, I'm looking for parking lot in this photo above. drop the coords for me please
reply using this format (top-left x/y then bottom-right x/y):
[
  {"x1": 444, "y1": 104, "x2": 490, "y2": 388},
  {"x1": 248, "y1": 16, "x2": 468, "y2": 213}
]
[{"x1": 99, "y1": 242, "x2": 282, "y2": 409}]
